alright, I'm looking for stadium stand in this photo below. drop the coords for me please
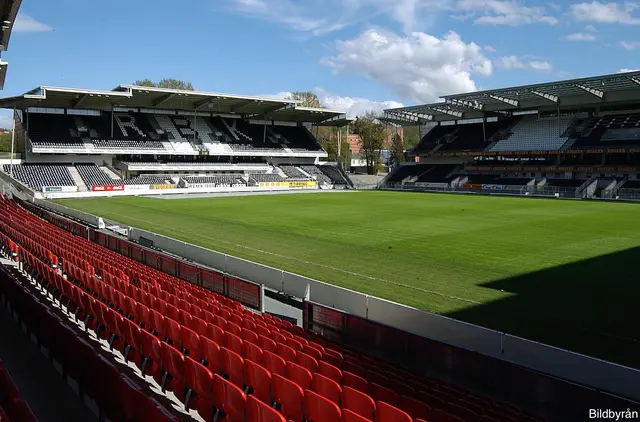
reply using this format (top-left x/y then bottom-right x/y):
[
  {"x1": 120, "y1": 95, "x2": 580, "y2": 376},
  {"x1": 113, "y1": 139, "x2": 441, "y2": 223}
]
[
  {"x1": 490, "y1": 115, "x2": 574, "y2": 152},
  {"x1": 279, "y1": 165, "x2": 309, "y2": 179},
  {"x1": 250, "y1": 173, "x2": 286, "y2": 183},
  {"x1": 319, "y1": 165, "x2": 349, "y2": 185},
  {"x1": 301, "y1": 166, "x2": 332, "y2": 184},
  {"x1": 76, "y1": 164, "x2": 117, "y2": 188},
  {"x1": 122, "y1": 175, "x2": 173, "y2": 185},
  {"x1": 3, "y1": 165, "x2": 76, "y2": 190},
  {"x1": 0, "y1": 363, "x2": 37, "y2": 422},
  {"x1": 183, "y1": 175, "x2": 245, "y2": 186},
  {"x1": 92, "y1": 139, "x2": 166, "y2": 150},
  {"x1": 0, "y1": 196, "x2": 554, "y2": 422},
  {"x1": 566, "y1": 113, "x2": 640, "y2": 147}
]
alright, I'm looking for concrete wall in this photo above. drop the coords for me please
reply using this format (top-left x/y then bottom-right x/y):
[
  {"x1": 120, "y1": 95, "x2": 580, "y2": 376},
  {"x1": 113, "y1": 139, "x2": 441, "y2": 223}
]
[{"x1": 33, "y1": 197, "x2": 104, "y2": 228}]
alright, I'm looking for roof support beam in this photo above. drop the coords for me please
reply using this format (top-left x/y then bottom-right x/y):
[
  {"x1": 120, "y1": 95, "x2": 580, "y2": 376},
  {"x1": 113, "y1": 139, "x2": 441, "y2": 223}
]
[
  {"x1": 389, "y1": 111, "x2": 419, "y2": 123},
  {"x1": 529, "y1": 90, "x2": 558, "y2": 103},
  {"x1": 229, "y1": 100, "x2": 257, "y2": 113},
  {"x1": 194, "y1": 98, "x2": 214, "y2": 110},
  {"x1": 428, "y1": 106, "x2": 463, "y2": 118},
  {"x1": 627, "y1": 75, "x2": 640, "y2": 87},
  {"x1": 446, "y1": 98, "x2": 483, "y2": 111},
  {"x1": 574, "y1": 83, "x2": 604, "y2": 99},
  {"x1": 488, "y1": 94, "x2": 519, "y2": 107},
  {"x1": 248, "y1": 102, "x2": 295, "y2": 120},
  {"x1": 153, "y1": 93, "x2": 176, "y2": 107},
  {"x1": 404, "y1": 111, "x2": 433, "y2": 121},
  {"x1": 70, "y1": 94, "x2": 89, "y2": 108}
]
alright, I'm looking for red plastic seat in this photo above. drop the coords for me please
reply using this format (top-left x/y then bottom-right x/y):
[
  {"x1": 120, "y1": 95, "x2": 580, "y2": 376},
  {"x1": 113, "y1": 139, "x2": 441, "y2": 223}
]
[
  {"x1": 246, "y1": 394, "x2": 286, "y2": 422},
  {"x1": 140, "y1": 330, "x2": 163, "y2": 378},
  {"x1": 263, "y1": 350, "x2": 286, "y2": 377},
  {"x1": 199, "y1": 336, "x2": 221, "y2": 373},
  {"x1": 375, "y1": 401, "x2": 412, "y2": 422},
  {"x1": 304, "y1": 389, "x2": 342, "y2": 422},
  {"x1": 277, "y1": 343, "x2": 297, "y2": 362},
  {"x1": 342, "y1": 409, "x2": 372, "y2": 422},
  {"x1": 180, "y1": 326, "x2": 201, "y2": 357},
  {"x1": 448, "y1": 403, "x2": 479, "y2": 421},
  {"x1": 179, "y1": 308, "x2": 192, "y2": 327},
  {"x1": 271, "y1": 374, "x2": 304, "y2": 422},
  {"x1": 286, "y1": 337, "x2": 304, "y2": 352},
  {"x1": 190, "y1": 316, "x2": 209, "y2": 338},
  {"x1": 370, "y1": 383, "x2": 398, "y2": 406},
  {"x1": 343, "y1": 361, "x2": 366, "y2": 377},
  {"x1": 207, "y1": 323, "x2": 226, "y2": 345},
  {"x1": 343, "y1": 371, "x2": 369, "y2": 392},
  {"x1": 123, "y1": 318, "x2": 142, "y2": 364},
  {"x1": 184, "y1": 357, "x2": 214, "y2": 418},
  {"x1": 226, "y1": 331, "x2": 244, "y2": 356},
  {"x1": 287, "y1": 360, "x2": 312, "y2": 390},
  {"x1": 313, "y1": 372, "x2": 342, "y2": 406},
  {"x1": 227, "y1": 321, "x2": 243, "y2": 337},
  {"x1": 296, "y1": 351, "x2": 319, "y2": 374},
  {"x1": 221, "y1": 347, "x2": 245, "y2": 389},
  {"x1": 242, "y1": 327, "x2": 259, "y2": 344},
  {"x1": 166, "y1": 304, "x2": 180, "y2": 322},
  {"x1": 259, "y1": 335, "x2": 277, "y2": 353},
  {"x1": 149, "y1": 309, "x2": 165, "y2": 337},
  {"x1": 244, "y1": 359, "x2": 272, "y2": 404},
  {"x1": 213, "y1": 373, "x2": 247, "y2": 422},
  {"x1": 106, "y1": 307, "x2": 126, "y2": 351},
  {"x1": 243, "y1": 340, "x2": 264, "y2": 364},
  {"x1": 137, "y1": 302, "x2": 151, "y2": 330},
  {"x1": 160, "y1": 342, "x2": 185, "y2": 399},
  {"x1": 398, "y1": 395, "x2": 431, "y2": 421},
  {"x1": 318, "y1": 360, "x2": 342, "y2": 384},
  {"x1": 433, "y1": 408, "x2": 465, "y2": 422},
  {"x1": 303, "y1": 344, "x2": 323, "y2": 360},
  {"x1": 342, "y1": 386, "x2": 375, "y2": 420}
]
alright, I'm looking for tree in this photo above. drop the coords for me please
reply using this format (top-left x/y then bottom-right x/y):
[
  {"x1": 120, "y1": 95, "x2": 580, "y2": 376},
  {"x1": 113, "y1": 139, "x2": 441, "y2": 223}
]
[
  {"x1": 286, "y1": 91, "x2": 322, "y2": 108},
  {"x1": 388, "y1": 132, "x2": 404, "y2": 169},
  {"x1": 403, "y1": 125, "x2": 421, "y2": 149},
  {"x1": 134, "y1": 78, "x2": 195, "y2": 91},
  {"x1": 318, "y1": 126, "x2": 351, "y2": 168},
  {"x1": 352, "y1": 112, "x2": 385, "y2": 175}
]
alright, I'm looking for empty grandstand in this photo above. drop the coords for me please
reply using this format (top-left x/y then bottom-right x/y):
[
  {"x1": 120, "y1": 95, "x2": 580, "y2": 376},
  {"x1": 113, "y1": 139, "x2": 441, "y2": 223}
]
[
  {"x1": 381, "y1": 70, "x2": 640, "y2": 201},
  {"x1": 0, "y1": 85, "x2": 353, "y2": 198}
]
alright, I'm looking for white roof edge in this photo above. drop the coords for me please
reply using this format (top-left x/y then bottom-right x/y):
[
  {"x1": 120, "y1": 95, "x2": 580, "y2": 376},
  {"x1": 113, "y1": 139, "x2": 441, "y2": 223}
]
[
  {"x1": 116, "y1": 84, "x2": 297, "y2": 104},
  {"x1": 39, "y1": 86, "x2": 133, "y2": 97},
  {"x1": 294, "y1": 106, "x2": 348, "y2": 114}
]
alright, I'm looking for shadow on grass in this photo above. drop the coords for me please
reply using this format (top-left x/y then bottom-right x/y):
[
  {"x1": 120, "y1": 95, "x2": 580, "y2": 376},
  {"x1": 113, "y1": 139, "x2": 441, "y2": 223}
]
[{"x1": 444, "y1": 245, "x2": 640, "y2": 369}]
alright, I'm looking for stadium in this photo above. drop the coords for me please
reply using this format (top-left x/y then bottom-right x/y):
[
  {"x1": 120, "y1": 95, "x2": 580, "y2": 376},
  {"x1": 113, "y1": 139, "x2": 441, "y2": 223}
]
[{"x1": 1, "y1": 2, "x2": 640, "y2": 422}]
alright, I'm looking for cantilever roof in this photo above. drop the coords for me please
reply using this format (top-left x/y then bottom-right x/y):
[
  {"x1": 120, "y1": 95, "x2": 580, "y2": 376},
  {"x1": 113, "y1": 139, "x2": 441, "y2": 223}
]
[
  {"x1": 0, "y1": 0, "x2": 21, "y2": 51},
  {"x1": 385, "y1": 70, "x2": 640, "y2": 123},
  {"x1": 0, "y1": 85, "x2": 349, "y2": 124}
]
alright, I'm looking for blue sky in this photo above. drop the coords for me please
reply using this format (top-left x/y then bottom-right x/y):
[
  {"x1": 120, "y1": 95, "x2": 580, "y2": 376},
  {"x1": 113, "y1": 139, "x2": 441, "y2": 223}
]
[{"x1": 1, "y1": 0, "x2": 638, "y2": 126}]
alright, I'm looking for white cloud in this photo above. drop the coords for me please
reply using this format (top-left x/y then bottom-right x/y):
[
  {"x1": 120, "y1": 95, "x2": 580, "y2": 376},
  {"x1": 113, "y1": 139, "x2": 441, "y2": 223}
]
[
  {"x1": 495, "y1": 56, "x2": 552, "y2": 72},
  {"x1": 563, "y1": 32, "x2": 597, "y2": 41},
  {"x1": 620, "y1": 40, "x2": 640, "y2": 50},
  {"x1": 315, "y1": 89, "x2": 404, "y2": 117},
  {"x1": 323, "y1": 29, "x2": 492, "y2": 102},
  {"x1": 570, "y1": 1, "x2": 640, "y2": 24},
  {"x1": 456, "y1": 0, "x2": 559, "y2": 26},
  {"x1": 619, "y1": 68, "x2": 640, "y2": 72},
  {"x1": 484, "y1": 44, "x2": 497, "y2": 52},
  {"x1": 585, "y1": 24, "x2": 598, "y2": 31},
  {"x1": 495, "y1": 55, "x2": 526, "y2": 69},
  {"x1": 529, "y1": 61, "x2": 553, "y2": 72},
  {"x1": 14, "y1": 13, "x2": 52, "y2": 32},
  {"x1": 225, "y1": 0, "x2": 448, "y2": 35}
]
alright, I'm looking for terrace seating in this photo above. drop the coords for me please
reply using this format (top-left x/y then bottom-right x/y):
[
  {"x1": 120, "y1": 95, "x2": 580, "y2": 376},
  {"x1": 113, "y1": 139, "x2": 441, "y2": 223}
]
[
  {"x1": 76, "y1": 164, "x2": 118, "y2": 188},
  {"x1": 544, "y1": 179, "x2": 584, "y2": 188},
  {"x1": 279, "y1": 165, "x2": 308, "y2": 179},
  {"x1": 490, "y1": 116, "x2": 574, "y2": 152},
  {"x1": 182, "y1": 175, "x2": 246, "y2": 186},
  {"x1": 122, "y1": 175, "x2": 173, "y2": 185},
  {"x1": 0, "y1": 197, "x2": 552, "y2": 422},
  {"x1": 92, "y1": 139, "x2": 166, "y2": 150},
  {"x1": 301, "y1": 166, "x2": 332, "y2": 184},
  {"x1": 568, "y1": 113, "x2": 640, "y2": 147},
  {"x1": 250, "y1": 174, "x2": 285, "y2": 183},
  {"x1": 320, "y1": 166, "x2": 349, "y2": 185},
  {"x1": 387, "y1": 164, "x2": 457, "y2": 184},
  {"x1": 2, "y1": 164, "x2": 76, "y2": 190},
  {"x1": 31, "y1": 140, "x2": 86, "y2": 150}
]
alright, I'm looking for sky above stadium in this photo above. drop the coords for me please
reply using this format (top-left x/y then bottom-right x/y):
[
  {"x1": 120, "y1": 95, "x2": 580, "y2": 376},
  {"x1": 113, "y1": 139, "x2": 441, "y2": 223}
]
[{"x1": 0, "y1": 0, "x2": 638, "y2": 126}]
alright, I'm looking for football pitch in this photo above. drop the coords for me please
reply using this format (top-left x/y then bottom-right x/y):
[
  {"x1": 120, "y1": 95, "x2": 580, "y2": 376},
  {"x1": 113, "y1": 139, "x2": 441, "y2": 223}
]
[{"x1": 58, "y1": 191, "x2": 640, "y2": 368}]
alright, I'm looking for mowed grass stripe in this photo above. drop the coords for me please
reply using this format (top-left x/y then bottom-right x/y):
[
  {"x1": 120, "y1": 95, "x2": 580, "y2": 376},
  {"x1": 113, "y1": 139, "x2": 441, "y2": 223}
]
[{"x1": 58, "y1": 191, "x2": 640, "y2": 368}]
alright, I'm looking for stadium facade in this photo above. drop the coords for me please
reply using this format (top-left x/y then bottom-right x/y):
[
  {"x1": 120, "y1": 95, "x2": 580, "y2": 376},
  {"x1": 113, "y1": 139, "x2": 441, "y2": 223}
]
[
  {"x1": 0, "y1": 84, "x2": 354, "y2": 198},
  {"x1": 382, "y1": 70, "x2": 640, "y2": 201}
]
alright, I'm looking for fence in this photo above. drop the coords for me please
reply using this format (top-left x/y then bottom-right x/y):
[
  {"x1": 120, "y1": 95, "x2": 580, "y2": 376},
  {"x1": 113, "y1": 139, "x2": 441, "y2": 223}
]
[{"x1": 385, "y1": 183, "x2": 580, "y2": 198}]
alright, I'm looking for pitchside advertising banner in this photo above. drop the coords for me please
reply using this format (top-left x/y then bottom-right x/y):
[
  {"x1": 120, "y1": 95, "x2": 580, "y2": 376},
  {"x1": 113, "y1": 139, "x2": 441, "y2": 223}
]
[
  {"x1": 151, "y1": 184, "x2": 174, "y2": 190},
  {"x1": 91, "y1": 185, "x2": 124, "y2": 192},
  {"x1": 42, "y1": 186, "x2": 78, "y2": 193}
]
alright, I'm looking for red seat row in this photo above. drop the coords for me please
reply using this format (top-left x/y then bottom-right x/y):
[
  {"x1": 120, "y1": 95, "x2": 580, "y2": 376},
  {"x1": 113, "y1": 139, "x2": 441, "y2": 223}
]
[
  {"x1": 0, "y1": 197, "x2": 548, "y2": 422},
  {"x1": 0, "y1": 361, "x2": 37, "y2": 422}
]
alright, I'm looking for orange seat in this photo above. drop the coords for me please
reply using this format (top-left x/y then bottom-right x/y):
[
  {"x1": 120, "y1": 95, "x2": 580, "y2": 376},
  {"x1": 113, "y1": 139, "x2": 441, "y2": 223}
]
[
  {"x1": 342, "y1": 385, "x2": 375, "y2": 420},
  {"x1": 272, "y1": 373, "x2": 304, "y2": 422},
  {"x1": 246, "y1": 395, "x2": 287, "y2": 422},
  {"x1": 244, "y1": 359, "x2": 272, "y2": 405},
  {"x1": 375, "y1": 401, "x2": 412, "y2": 422},
  {"x1": 304, "y1": 389, "x2": 342, "y2": 422}
]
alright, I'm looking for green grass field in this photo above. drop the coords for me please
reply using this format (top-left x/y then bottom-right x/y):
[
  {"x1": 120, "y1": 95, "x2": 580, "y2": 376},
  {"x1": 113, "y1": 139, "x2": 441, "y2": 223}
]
[{"x1": 58, "y1": 191, "x2": 640, "y2": 368}]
